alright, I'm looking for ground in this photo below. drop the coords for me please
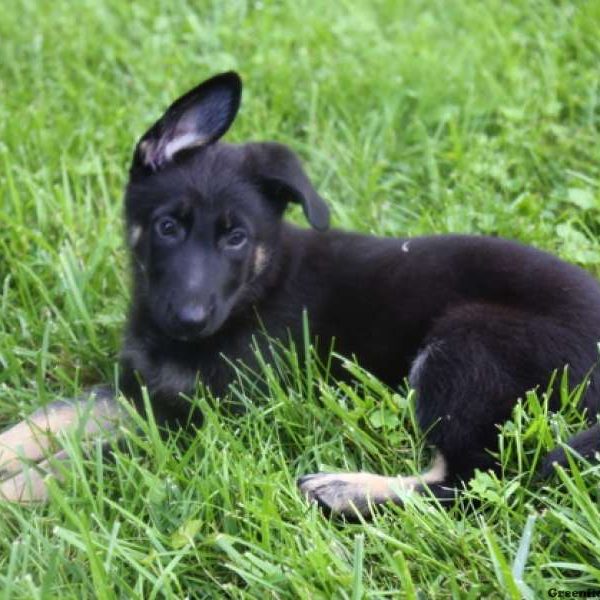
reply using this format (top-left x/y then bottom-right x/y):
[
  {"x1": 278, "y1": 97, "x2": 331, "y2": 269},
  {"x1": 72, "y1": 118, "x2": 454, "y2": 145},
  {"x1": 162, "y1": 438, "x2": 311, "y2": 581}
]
[{"x1": 1, "y1": 0, "x2": 600, "y2": 597}]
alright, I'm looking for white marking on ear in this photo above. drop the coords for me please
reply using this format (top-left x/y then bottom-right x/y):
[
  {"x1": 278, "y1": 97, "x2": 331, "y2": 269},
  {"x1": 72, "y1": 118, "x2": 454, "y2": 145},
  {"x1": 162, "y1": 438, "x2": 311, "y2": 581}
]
[
  {"x1": 138, "y1": 139, "x2": 151, "y2": 159},
  {"x1": 139, "y1": 131, "x2": 210, "y2": 170},
  {"x1": 402, "y1": 241, "x2": 410, "y2": 253},
  {"x1": 139, "y1": 139, "x2": 156, "y2": 170},
  {"x1": 129, "y1": 225, "x2": 142, "y2": 247},
  {"x1": 163, "y1": 132, "x2": 208, "y2": 162}
]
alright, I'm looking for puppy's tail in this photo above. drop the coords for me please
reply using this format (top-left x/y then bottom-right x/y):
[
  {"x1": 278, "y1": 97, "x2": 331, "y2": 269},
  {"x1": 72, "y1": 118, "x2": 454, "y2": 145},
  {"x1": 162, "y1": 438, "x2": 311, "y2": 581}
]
[{"x1": 537, "y1": 423, "x2": 600, "y2": 479}]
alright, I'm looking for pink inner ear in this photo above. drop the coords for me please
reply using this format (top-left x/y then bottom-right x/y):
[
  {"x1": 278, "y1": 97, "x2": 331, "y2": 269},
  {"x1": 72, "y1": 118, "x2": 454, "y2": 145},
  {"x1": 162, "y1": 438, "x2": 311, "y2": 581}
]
[
  {"x1": 163, "y1": 131, "x2": 208, "y2": 162},
  {"x1": 139, "y1": 111, "x2": 209, "y2": 171},
  {"x1": 135, "y1": 72, "x2": 242, "y2": 171},
  {"x1": 138, "y1": 138, "x2": 164, "y2": 171}
]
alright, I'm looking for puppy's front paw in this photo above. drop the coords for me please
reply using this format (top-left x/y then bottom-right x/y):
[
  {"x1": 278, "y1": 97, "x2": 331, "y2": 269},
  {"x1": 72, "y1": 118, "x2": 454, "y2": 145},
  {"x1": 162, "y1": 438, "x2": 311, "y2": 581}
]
[
  {"x1": 0, "y1": 450, "x2": 68, "y2": 503},
  {"x1": 0, "y1": 391, "x2": 125, "y2": 504},
  {"x1": 297, "y1": 471, "x2": 404, "y2": 519}
]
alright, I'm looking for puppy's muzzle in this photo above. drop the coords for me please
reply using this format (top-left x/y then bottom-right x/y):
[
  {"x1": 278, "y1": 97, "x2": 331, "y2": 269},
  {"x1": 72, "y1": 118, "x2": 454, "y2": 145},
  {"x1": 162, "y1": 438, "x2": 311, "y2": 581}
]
[{"x1": 175, "y1": 297, "x2": 216, "y2": 336}]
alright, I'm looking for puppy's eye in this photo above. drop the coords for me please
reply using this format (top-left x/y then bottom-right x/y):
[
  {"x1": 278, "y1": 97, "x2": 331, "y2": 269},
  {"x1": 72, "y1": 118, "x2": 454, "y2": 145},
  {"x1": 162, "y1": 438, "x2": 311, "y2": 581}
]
[
  {"x1": 155, "y1": 216, "x2": 183, "y2": 241},
  {"x1": 224, "y1": 228, "x2": 248, "y2": 249}
]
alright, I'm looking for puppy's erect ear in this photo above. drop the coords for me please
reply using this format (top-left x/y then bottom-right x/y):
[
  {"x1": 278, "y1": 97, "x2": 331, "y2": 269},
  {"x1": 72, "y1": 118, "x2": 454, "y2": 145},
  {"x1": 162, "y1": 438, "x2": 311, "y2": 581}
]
[
  {"x1": 245, "y1": 142, "x2": 330, "y2": 231},
  {"x1": 134, "y1": 71, "x2": 242, "y2": 171}
]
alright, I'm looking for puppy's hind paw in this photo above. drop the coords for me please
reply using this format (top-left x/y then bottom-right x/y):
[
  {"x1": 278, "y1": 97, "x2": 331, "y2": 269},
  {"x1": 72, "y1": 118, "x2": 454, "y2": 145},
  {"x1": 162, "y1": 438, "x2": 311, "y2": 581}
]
[{"x1": 297, "y1": 471, "x2": 404, "y2": 520}]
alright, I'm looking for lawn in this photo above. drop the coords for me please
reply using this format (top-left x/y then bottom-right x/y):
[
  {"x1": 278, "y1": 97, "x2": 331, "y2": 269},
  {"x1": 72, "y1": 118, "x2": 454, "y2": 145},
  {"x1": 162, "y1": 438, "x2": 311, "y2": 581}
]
[{"x1": 1, "y1": 0, "x2": 600, "y2": 597}]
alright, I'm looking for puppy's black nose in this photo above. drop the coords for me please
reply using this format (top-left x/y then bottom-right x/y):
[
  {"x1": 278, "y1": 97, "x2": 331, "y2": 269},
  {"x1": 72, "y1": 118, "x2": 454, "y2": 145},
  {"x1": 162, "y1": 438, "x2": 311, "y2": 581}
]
[{"x1": 176, "y1": 303, "x2": 209, "y2": 331}]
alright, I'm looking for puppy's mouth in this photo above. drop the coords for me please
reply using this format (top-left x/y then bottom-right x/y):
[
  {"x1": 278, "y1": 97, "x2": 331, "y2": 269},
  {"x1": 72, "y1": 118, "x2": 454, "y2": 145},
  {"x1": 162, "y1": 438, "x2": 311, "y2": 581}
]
[{"x1": 168, "y1": 324, "x2": 220, "y2": 343}]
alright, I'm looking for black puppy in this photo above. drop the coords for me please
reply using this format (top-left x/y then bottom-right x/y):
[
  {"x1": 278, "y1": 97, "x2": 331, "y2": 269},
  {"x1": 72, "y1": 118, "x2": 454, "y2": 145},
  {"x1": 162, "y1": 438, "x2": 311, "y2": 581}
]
[{"x1": 1, "y1": 72, "x2": 599, "y2": 517}]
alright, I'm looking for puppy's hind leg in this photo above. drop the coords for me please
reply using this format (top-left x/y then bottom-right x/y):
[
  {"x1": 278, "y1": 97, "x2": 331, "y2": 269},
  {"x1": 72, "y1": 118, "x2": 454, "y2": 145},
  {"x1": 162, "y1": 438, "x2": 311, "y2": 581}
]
[
  {"x1": 0, "y1": 387, "x2": 128, "y2": 503},
  {"x1": 297, "y1": 332, "x2": 509, "y2": 520},
  {"x1": 409, "y1": 304, "x2": 590, "y2": 495},
  {"x1": 298, "y1": 452, "x2": 449, "y2": 519},
  {"x1": 299, "y1": 304, "x2": 557, "y2": 519}
]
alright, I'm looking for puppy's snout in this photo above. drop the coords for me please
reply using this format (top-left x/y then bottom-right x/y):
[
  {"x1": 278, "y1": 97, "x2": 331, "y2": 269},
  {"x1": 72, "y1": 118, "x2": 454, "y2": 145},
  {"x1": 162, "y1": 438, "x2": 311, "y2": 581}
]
[{"x1": 176, "y1": 300, "x2": 213, "y2": 332}]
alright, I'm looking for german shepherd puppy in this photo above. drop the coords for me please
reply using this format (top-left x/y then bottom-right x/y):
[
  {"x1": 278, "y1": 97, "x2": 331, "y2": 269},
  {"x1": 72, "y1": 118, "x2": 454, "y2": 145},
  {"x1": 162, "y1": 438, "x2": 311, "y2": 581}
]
[{"x1": 1, "y1": 72, "x2": 600, "y2": 518}]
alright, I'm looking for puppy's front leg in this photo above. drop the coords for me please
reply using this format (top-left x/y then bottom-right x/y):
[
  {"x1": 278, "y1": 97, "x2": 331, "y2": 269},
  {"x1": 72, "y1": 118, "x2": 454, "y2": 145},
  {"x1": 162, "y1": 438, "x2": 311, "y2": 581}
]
[
  {"x1": 0, "y1": 387, "x2": 127, "y2": 502},
  {"x1": 0, "y1": 449, "x2": 70, "y2": 503}
]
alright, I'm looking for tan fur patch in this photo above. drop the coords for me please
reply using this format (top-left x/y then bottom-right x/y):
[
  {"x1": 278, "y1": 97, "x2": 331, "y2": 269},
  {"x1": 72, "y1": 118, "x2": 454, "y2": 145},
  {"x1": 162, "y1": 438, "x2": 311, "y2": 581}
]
[
  {"x1": 253, "y1": 244, "x2": 268, "y2": 275},
  {"x1": 389, "y1": 451, "x2": 448, "y2": 492},
  {"x1": 129, "y1": 225, "x2": 142, "y2": 247},
  {"x1": 0, "y1": 394, "x2": 126, "y2": 503},
  {"x1": 0, "y1": 450, "x2": 69, "y2": 503},
  {"x1": 298, "y1": 453, "x2": 448, "y2": 515},
  {"x1": 0, "y1": 404, "x2": 78, "y2": 476},
  {"x1": 0, "y1": 395, "x2": 124, "y2": 479}
]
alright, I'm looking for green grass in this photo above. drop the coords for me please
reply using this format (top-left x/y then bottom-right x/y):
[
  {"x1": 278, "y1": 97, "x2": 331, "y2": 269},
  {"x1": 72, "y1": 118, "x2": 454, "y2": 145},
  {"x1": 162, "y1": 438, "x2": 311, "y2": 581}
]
[{"x1": 2, "y1": 0, "x2": 600, "y2": 596}]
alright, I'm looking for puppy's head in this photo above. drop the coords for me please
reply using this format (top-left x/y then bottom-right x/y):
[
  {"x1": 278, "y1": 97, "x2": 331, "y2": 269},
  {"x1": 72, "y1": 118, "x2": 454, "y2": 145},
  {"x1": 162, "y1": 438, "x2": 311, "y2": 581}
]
[{"x1": 125, "y1": 72, "x2": 329, "y2": 341}]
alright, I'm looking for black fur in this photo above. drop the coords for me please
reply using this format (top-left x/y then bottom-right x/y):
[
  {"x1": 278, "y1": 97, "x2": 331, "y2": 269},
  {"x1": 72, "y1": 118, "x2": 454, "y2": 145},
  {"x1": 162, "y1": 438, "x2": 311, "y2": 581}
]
[{"x1": 117, "y1": 72, "x2": 600, "y2": 508}]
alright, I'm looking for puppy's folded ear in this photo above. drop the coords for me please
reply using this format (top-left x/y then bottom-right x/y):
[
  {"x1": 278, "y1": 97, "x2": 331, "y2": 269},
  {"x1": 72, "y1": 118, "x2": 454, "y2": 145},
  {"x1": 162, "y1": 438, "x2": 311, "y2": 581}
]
[
  {"x1": 133, "y1": 71, "x2": 242, "y2": 172},
  {"x1": 244, "y1": 142, "x2": 330, "y2": 231}
]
